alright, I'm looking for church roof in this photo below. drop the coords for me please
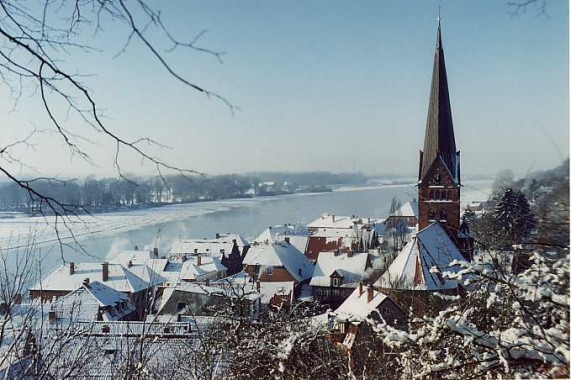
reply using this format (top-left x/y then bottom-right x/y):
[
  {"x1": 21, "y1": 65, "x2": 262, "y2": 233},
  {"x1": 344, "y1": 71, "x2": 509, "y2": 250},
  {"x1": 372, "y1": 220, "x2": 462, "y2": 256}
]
[
  {"x1": 374, "y1": 222, "x2": 466, "y2": 291},
  {"x1": 420, "y1": 23, "x2": 459, "y2": 182}
]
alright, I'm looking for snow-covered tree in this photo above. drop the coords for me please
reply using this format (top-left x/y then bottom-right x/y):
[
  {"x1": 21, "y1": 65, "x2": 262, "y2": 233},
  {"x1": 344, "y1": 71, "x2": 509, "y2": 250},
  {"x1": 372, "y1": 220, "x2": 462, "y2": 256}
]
[{"x1": 372, "y1": 250, "x2": 569, "y2": 379}]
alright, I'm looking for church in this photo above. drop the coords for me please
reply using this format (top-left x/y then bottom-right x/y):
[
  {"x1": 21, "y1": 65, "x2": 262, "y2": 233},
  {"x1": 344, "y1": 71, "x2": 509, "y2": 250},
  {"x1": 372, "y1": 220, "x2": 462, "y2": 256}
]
[{"x1": 375, "y1": 22, "x2": 474, "y2": 296}]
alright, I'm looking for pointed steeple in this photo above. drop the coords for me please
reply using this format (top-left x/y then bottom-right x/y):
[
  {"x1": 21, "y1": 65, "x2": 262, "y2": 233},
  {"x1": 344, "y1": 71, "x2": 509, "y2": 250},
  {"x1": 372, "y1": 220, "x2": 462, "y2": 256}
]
[{"x1": 419, "y1": 22, "x2": 458, "y2": 182}]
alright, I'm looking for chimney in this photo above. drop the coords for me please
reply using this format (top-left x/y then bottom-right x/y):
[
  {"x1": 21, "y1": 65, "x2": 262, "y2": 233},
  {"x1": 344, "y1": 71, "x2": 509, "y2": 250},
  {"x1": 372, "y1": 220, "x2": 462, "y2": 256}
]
[
  {"x1": 368, "y1": 217, "x2": 371, "y2": 224},
  {"x1": 127, "y1": 260, "x2": 133, "y2": 268},
  {"x1": 134, "y1": 245, "x2": 139, "y2": 251},
  {"x1": 205, "y1": 278, "x2": 210, "y2": 286},
  {"x1": 153, "y1": 247, "x2": 158, "y2": 257},
  {"x1": 48, "y1": 311, "x2": 56, "y2": 324},
  {"x1": 334, "y1": 249, "x2": 340, "y2": 257},
  {"x1": 14, "y1": 294, "x2": 22, "y2": 305},
  {"x1": 197, "y1": 256, "x2": 202, "y2": 266},
  {"x1": 232, "y1": 239, "x2": 237, "y2": 245},
  {"x1": 82, "y1": 278, "x2": 90, "y2": 287},
  {"x1": 177, "y1": 313, "x2": 182, "y2": 322},
  {"x1": 96, "y1": 308, "x2": 103, "y2": 321},
  {"x1": 256, "y1": 280, "x2": 261, "y2": 291},
  {"x1": 102, "y1": 262, "x2": 109, "y2": 282},
  {"x1": 284, "y1": 237, "x2": 290, "y2": 245},
  {"x1": 181, "y1": 255, "x2": 187, "y2": 262},
  {"x1": 367, "y1": 286, "x2": 374, "y2": 303},
  {"x1": 69, "y1": 262, "x2": 75, "y2": 275},
  {"x1": 215, "y1": 233, "x2": 220, "y2": 239},
  {"x1": 358, "y1": 283, "x2": 363, "y2": 297},
  {"x1": 347, "y1": 250, "x2": 354, "y2": 258},
  {"x1": 332, "y1": 215, "x2": 336, "y2": 222}
]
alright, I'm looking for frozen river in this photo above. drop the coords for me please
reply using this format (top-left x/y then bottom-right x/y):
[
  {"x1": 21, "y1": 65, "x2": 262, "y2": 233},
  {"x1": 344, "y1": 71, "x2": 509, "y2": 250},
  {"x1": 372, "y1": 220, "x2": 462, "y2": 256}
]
[{"x1": 0, "y1": 180, "x2": 492, "y2": 273}]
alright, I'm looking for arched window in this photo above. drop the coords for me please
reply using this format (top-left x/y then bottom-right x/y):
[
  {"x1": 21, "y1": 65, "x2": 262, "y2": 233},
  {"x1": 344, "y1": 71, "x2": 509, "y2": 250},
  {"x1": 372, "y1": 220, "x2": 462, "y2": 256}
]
[
  {"x1": 428, "y1": 209, "x2": 436, "y2": 220},
  {"x1": 440, "y1": 210, "x2": 448, "y2": 221}
]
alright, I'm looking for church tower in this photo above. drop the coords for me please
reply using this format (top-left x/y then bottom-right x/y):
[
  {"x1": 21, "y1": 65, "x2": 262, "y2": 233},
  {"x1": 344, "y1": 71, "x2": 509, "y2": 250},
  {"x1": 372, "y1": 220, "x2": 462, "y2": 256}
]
[{"x1": 418, "y1": 22, "x2": 461, "y2": 236}]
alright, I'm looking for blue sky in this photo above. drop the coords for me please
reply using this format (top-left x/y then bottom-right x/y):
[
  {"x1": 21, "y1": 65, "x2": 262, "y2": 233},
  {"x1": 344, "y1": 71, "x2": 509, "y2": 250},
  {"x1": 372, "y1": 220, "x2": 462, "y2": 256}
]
[{"x1": 1, "y1": 0, "x2": 568, "y2": 178}]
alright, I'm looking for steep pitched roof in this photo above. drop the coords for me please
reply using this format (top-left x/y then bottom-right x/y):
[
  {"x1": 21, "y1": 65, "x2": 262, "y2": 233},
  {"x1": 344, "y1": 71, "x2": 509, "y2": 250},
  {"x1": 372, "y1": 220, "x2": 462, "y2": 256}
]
[
  {"x1": 375, "y1": 223, "x2": 466, "y2": 291},
  {"x1": 420, "y1": 23, "x2": 459, "y2": 182},
  {"x1": 390, "y1": 201, "x2": 419, "y2": 218}
]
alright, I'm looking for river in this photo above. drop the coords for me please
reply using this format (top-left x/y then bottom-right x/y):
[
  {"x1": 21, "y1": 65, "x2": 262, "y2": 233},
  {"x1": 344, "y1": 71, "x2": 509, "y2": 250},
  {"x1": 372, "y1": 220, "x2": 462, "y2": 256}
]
[{"x1": 0, "y1": 180, "x2": 492, "y2": 273}]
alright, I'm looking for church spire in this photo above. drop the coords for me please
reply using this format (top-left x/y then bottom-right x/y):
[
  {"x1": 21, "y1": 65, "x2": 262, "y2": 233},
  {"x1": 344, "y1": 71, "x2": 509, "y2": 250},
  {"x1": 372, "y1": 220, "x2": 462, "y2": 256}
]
[{"x1": 419, "y1": 22, "x2": 458, "y2": 183}]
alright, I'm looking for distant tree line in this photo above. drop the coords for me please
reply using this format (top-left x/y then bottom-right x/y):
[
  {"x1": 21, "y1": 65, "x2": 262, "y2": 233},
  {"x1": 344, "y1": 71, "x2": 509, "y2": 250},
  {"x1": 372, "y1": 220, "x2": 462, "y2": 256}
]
[{"x1": 0, "y1": 172, "x2": 369, "y2": 215}]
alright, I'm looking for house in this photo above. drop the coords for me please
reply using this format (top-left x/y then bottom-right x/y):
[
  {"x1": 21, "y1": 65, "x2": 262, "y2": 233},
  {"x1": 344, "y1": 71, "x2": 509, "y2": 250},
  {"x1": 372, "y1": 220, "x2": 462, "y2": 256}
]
[
  {"x1": 29, "y1": 260, "x2": 165, "y2": 319},
  {"x1": 310, "y1": 251, "x2": 373, "y2": 307},
  {"x1": 306, "y1": 214, "x2": 381, "y2": 261},
  {"x1": 329, "y1": 285, "x2": 406, "y2": 349},
  {"x1": 49, "y1": 279, "x2": 136, "y2": 323},
  {"x1": 253, "y1": 224, "x2": 310, "y2": 254},
  {"x1": 160, "y1": 255, "x2": 227, "y2": 283},
  {"x1": 169, "y1": 233, "x2": 249, "y2": 275},
  {"x1": 242, "y1": 241, "x2": 314, "y2": 300},
  {"x1": 385, "y1": 200, "x2": 419, "y2": 228},
  {"x1": 151, "y1": 281, "x2": 260, "y2": 320}
]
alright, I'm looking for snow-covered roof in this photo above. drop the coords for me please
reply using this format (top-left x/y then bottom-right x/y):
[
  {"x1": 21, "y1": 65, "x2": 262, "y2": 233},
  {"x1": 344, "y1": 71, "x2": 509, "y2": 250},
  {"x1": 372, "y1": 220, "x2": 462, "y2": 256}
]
[
  {"x1": 308, "y1": 214, "x2": 355, "y2": 229},
  {"x1": 258, "y1": 281, "x2": 295, "y2": 304},
  {"x1": 374, "y1": 223, "x2": 467, "y2": 291},
  {"x1": 390, "y1": 201, "x2": 419, "y2": 218},
  {"x1": 335, "y1": 286, "x2": 395, "y2": 322},
  {"x1": 160, "y1": 256, "x2": 226, "y2": 283},
  {"x1": 310, "y1": 251, "x2": 371, "y2": 288},
  {"x1": 170, "y1": 239, "x2": 234, "y2": 257},
  {"x1": 53, "y1": 281, "x2": 134, "y2": 322},
  {"x1": 254, "y1": 224, "x2": 309, "y2": 242},
  {"x1": 253, "y1": 224, "x2": 309, "y2": 253},
  {"x1": 243, "y1": 242, "x2": 314, "y2": 282},
  {"x1": 31, "y1": 262, "x2": 164, "y2": 294}
]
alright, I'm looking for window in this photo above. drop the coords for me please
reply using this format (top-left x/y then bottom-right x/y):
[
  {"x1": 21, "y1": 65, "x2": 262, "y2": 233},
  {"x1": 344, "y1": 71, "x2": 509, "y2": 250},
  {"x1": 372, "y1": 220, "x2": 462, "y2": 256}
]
[
  {"x1": 266, "y1": 266, "x2": 273, "y2": 275},
  {"x1": 440, "y1": 210, "x2": 448, "y2": 221},
  {"x1": 254, "y1": 265, "x2": 260, "y2": 276},
  {"x1": 332, "y1": 277, "x2": 342, "y2": 287},
  {"x1": 428, "y1": 209, "x2": 436, "y2": 220},
  {"x1": 101, "y1": 325, "x2": 110, "y2": 333},
  {"x1": 194, "y1": 248, "x2": 198, "y2": 254},
  {"x1": 429, "y1": 190, "x2": 434, "y2": 199}
]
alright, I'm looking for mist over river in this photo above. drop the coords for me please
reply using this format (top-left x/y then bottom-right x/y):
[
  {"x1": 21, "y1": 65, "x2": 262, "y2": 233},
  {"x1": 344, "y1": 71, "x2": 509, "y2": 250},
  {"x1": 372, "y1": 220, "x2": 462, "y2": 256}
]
[{"x1": 0, "y1": 180, "x2": 491, "y2": 274}]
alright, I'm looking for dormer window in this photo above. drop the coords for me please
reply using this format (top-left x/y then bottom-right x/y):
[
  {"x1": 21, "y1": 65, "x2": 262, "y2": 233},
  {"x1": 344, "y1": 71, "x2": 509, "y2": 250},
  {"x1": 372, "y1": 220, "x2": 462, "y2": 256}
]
[
  {"x1": 254, "y1": 265, "x2": 260, "y2": 276},
  {"x1": 266, "y1": 266, "x2": 273, "y2": 275},
  {"x1": 332, "y1": 277, "x2": 341, "y2": 287}
]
